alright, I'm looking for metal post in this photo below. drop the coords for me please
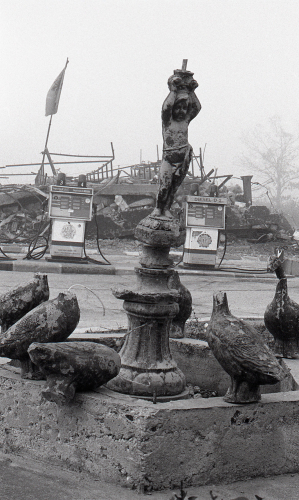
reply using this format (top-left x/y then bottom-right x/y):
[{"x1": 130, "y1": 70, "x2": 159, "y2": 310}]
[{"x1": 40, "y1": 115, "x2": 53, "y2": 181}]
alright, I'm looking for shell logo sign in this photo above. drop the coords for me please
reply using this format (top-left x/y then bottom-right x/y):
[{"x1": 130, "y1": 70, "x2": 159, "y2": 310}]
[{"x1": 196, "y1": 232, "x2": 212, "y2": 248}]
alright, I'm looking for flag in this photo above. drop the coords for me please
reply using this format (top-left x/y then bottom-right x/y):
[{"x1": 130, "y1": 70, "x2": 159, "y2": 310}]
[{"x1": 45, "y1": 61, "x2": 68, "y2": 117}]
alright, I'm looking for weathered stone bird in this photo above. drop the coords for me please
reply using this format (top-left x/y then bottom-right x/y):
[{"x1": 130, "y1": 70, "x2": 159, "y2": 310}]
[
  {"x1": 28, "y1": 341, "x2": 121, "y2": 405},
  {"x1": 0, "y1": 291, "x2": 80, "y2": 378},
  {"x1": 264, "y1": 247, "x2": 299, "y2": 358},
  {"x1": 0, "y1": 273, "x2": 49, "y2": 332},
  {"x1": 206, "y1": 291, "x2": 288, "y2": 403},
  {"x1": 169, "y1": 270, "x2": 192, "y2": 338}
]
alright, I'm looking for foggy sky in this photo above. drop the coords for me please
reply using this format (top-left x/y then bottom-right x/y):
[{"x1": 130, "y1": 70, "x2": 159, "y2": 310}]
[{"x1": 1, "y1": 0, "x2": 299, "y2": 184}]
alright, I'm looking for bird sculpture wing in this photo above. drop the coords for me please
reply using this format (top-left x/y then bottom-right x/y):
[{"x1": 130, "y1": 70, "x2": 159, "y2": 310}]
[
  {"x1": 0, "y1": 292, "x2": 80, "y2": 360},
  {"x1": 207, "y1": 314, "x2": 285, "y2": 384},
  {"x1": 264, "y1": 293, "x2": 299, "y2": 339}
]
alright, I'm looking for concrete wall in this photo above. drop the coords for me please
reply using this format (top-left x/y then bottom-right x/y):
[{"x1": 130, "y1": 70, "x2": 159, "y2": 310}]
[
  {"x1": 141, "y1": 392, "x2": 299, "y2": 489},
  {"x1": 1, "y1": 363, "x2": 299, "y2": 491},
  {"x1": 0, "y1": 365, "x2": 149, "y2": 488}
]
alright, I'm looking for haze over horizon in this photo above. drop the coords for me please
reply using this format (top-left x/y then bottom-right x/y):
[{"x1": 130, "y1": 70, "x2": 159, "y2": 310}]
[{"x1": 1, "y1": 0, "x2": 299, "y2": 186}]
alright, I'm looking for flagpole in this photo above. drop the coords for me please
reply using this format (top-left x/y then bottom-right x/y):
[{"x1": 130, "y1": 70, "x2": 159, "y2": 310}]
[
  {"x1": 40, "y1": 115, "x2": 53, "y2": 179},
  {"x1": 39, "y1": 58, "x2": 69, "y2": 183}
]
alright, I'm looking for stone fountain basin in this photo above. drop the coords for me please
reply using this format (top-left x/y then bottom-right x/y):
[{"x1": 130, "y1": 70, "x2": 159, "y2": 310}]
[
  {"x1": 70, "y1": 320, "x2": 299, "y2": 397},
  {"x1": 1, "y1": 321, "x2": 299, "y2": 493}
]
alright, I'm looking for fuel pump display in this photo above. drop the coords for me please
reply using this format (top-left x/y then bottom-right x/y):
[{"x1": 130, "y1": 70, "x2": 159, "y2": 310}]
[
  {"x1": 49, "y1": 186, "x2": 93, "y2": 220},
  {"x1": 183, "y1": 195, "x2": 227, "y2": 267},
  {"x1": 48, "y1": 184, "x2": 93, "y2": 260}
]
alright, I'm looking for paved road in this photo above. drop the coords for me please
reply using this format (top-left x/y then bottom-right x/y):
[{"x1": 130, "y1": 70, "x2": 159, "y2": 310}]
[{"x1": 1, "y1": 268, "x2": 298, "y2": 330}]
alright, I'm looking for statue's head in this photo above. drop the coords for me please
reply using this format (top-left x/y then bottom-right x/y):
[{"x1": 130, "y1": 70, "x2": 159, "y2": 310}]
[{"x1": 173, "y1": 92, "x2": 189, "y2": 121}]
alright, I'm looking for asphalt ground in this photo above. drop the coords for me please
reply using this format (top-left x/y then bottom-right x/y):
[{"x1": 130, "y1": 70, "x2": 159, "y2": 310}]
[
  {"x1": 0, "y1": 247, "x2": 295, "y2": 330},
  {"x1": 1, "y1": 449, "x2": 299, "y2": 500},
  {"x1": 0, "y1": 245, "x2": 282, "y2": 328},
  {"x1": 0, "y1": 247, "x2": 299, "y2": 499}
]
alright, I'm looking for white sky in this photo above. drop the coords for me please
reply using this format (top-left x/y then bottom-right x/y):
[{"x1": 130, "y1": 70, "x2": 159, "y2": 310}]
[{"x1": 1, "y1": 0, "x2": 299, "y2": 184}]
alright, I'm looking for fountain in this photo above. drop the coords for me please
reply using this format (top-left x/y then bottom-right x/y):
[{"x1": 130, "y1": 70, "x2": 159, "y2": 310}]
[
  {"x1": 107, "y1": 59, "x2": 200, "y2": 399},
  {"x1": 1, "y1": 63, "x2": 299, "y2": 493}
]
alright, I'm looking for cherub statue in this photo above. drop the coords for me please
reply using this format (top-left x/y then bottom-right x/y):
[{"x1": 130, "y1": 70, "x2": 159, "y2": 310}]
[{"x1": 153, "y1": 65, "x2": 201, "y2": 218}]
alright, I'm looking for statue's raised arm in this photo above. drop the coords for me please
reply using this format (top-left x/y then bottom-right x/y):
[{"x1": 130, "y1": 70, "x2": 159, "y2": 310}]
[
  {"x1": 154, "y1": 62, "x2": 201, "y2": 218},
  {"x1": 188, "y1": 86, "x2": 201, "y2": 122}
]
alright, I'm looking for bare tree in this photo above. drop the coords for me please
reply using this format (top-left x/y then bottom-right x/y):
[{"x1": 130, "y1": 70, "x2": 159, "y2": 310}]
[{"x1": 239, "y1": 116, "x2": 299, "y2": 210}]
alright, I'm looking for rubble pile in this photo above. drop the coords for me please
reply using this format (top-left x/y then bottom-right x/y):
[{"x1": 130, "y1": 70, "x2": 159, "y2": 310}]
[
  {"x1": 226, "y1": 204, "x2": 293, "y2": 241},
  {"x1": 0, "y1": 183, "x2": 294, "y2": 245},
  {"x1": 0, "y1": 186, "x2": 47, "y2": 244}
]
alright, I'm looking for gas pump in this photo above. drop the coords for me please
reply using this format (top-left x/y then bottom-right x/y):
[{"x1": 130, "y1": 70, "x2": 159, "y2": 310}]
[
  {"x1": 48, "y1": 174, "x2": 93, "y2": 261},
  {"x1": 183, "y1": 195, "x2": 227, "y2": 267}
]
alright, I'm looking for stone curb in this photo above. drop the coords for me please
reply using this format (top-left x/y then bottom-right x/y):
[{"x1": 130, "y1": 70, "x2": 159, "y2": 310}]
[
  {"x1": 0, "y1": 254, "x2": 278, "y2": 279},
  {"x1": 0, "y1": 257, "x2": 116, "y2": 275}
]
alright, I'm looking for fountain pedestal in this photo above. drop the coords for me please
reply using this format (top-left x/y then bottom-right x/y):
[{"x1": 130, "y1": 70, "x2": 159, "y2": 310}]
[{"x1": 107, "y1": 215, "x2": 187, "y2": 397}]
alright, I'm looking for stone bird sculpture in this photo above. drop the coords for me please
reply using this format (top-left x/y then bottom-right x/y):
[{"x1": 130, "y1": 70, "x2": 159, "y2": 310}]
[
  {"x1": 264, "y1": 247, "x2": 299, "y2": 358},
  {"x1": 0, "y1": 273, "x2": 49, "y2": 332},
  {"x1": 169, "y1": 270, "x2": 192, "y2": 338},
  {"x1": 28, "y1": 341, "x2": 121, "y2": 405},
  {"x1": 206, "y1": 291, "x2": 288, "y2": 403},
  {"x1": 0, "y1": 291, "x2": 80, "y2": 378}
]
